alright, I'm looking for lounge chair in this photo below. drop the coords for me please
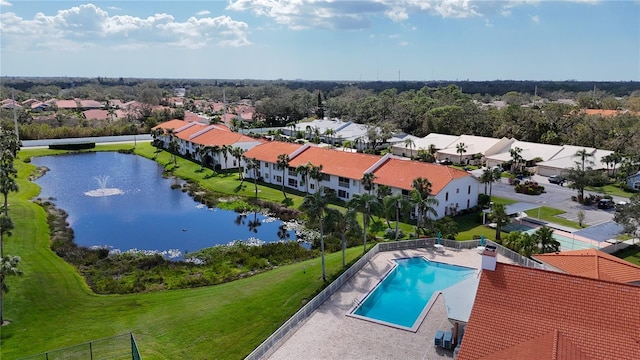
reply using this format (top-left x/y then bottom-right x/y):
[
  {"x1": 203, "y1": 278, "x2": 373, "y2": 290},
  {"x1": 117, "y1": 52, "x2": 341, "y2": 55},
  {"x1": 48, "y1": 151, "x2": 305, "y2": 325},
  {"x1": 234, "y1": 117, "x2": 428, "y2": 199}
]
[{"x1": 434, "y1": 330, "x2": 444, "y2": 347}]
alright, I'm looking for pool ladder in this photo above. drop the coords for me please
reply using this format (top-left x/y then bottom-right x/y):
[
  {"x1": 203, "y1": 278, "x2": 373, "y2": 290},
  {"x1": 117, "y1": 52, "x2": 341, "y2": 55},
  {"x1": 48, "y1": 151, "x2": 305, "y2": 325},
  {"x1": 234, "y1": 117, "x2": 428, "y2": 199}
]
[{"x1": 353, "y1": 296, "x2": 364, "y2": 307}]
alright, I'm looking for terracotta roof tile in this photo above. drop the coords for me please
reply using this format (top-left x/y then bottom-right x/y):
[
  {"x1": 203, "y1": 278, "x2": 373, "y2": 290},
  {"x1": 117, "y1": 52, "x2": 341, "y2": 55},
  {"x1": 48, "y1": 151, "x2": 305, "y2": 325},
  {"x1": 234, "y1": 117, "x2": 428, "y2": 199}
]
[
  {"x1": 457, "y1": 263, "x2": 640, "y2": 360},
  {"x1": 533, "y1": 249, "x2": 640, "y2": 284},
  {"x1": 373, "y1": 158, "x2": 470, "y2": 194},
  {"x1": 243, "y1": 141, "x2": 303, "y2": 162},
  {"x1": 288, "y1": 147, "x2": 381, "y2": 180},
  {"x1": 152, "y1": 119, "x2": 190, "y2": 131},
  {"x1": 191, "y1": 129, "x2": 260, "y2": 147}
]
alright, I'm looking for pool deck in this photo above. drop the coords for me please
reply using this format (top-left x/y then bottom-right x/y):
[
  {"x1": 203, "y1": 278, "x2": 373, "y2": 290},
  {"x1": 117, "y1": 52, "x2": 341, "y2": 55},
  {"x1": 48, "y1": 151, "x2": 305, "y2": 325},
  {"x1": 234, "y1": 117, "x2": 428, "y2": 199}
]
[{"x1": 264, "y1": 247, "x2": 516, "y2": 360}]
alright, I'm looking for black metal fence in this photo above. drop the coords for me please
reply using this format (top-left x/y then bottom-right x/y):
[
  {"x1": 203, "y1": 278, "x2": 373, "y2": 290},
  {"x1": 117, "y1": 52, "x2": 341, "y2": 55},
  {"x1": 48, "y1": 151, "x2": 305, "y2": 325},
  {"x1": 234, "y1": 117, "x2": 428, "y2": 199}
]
[{"x1": 18, "y1": 333, "x2": 141, "y2": 360}]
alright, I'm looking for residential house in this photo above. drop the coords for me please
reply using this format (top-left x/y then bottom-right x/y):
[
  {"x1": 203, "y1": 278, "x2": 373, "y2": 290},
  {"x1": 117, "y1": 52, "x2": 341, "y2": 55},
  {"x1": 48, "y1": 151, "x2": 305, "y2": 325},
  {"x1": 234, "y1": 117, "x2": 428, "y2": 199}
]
[
  {"x1": 485, "y1": 140, "x2": 563, "y2": 171},
  {"x1": 83, "y1": 109, "x2": 126, "y2": 121},
  {"x1": 456, "y1": 262, "x2": 640, "y2": 360},
  {"x1": 1, "y1": 99, "x2": 22, "y2": 109},
  {"x1": 78, "y1": 99, "x2": 104, "y2": 110},
  {"x1": 626, "y1": 171, "x2": 640, "y2": 191},
  {"x1": 243, "y1": 141, "x2": 479, "y2": 218},
  {"x1": 284, "y1": 119, "x2": 351, "y2": 143},
  {"x1": 436, "y1": 135, "x2": 513, "y2": 165},
  {"x1": 372, "y1": 157, "x2": 478, "y2": 217},
  {"x1": 392, "y1": 133, "x2": 459, "y2": 158},
  {"x1": 533, "y1": 248, "x2": 640, "y2": 285},
  {"x1": 55, "y1": 99, "x2": 79, "y2": 110},
  {"x1": 536, "y1": 145, "x2": 613, "y2": 177}
]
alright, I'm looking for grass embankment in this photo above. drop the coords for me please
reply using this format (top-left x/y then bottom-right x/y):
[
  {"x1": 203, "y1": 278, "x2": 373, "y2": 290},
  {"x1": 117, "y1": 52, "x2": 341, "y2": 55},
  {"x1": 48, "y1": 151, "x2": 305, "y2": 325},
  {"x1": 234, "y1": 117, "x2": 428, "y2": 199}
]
[{"x1": 3, "y1": 144, "x2": 363, "y2": 359}]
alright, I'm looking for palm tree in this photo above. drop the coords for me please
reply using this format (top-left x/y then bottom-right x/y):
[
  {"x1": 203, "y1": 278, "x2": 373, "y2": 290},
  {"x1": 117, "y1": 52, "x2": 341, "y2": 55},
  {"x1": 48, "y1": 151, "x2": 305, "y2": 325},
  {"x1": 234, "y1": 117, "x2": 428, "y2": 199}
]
[
  {"x1": 277, "y1": 153, "x2": 290, "y2": 198},
  {"x1": 410, "y1": 189, "x2": 439, "y2": 236},
  {"x1": 533, "y1": 226, "x2": 560, "y2": 253},
  {"x1": 0, "y1": 255, "x2": 22, "y2": 325},
  {"x1": 509, "y1": 147, "x2": 524, "y2": 173},
  {"x1": 490, "y1": 167, "x2": 503, "y2": 196},
  {"x1": 342, "y1": 140, "x2": 353, "y2": 152},
  {"x1": 210, "y1": 145, "x2": 221, "y2": 168},
  {"x1": 166, "y1": 128, "x2": 179, "y2": 167},
  {"x1": 195, "y1": 145, "x2": 207, "y2": 171},
  {"x1": 383, "y1": 194, "x2": 411, "y2": 240},
  {"x1": 480, "y1": 168, "x2": 492, "y2": 195},
  {"x1": 518, "y1": 232, "x2": 540, "y2": 258},
  {"x1": 361, "y1": 172, "x2": 376, "y2": 194},
  {"x1": 245, "y1": 157, "x2": 260, "y2": 198},
  {"x1": 489, "y1": 203, "x2": 510, "y2": 242},
  {"x1": 326, "y1": 207, "x2": 361, "y2": 267},
  {"x1": 299, "y1": 188, "x2": 332, "y2": 281},
  {"x1": 296, "y1": 162, "x2": 312, "y2": 194},
  {"x1": 324, "y1": 128, "x2": 336, "y2": 146},
  {"x1": 221, "y1": 144, "x2": 232, "y2": 171},
  {"x1": 348, "y1": 193, "x2": 381, "y2": 254},
  {"x1": 456, "y1": 142, "x2": 467, "y2": 165},
  {"x1": 309, "y1": 164, "x2": 324, "y2": 190},
  {"x1": 231, "y1": 147, "x2": 245, "y2": 180},
  {"x1": 403, "y1": 138, "x2": 415, "y2": 157},
  {"x1": 150, "y1": 128, "x2": 164, "y2": 159}
]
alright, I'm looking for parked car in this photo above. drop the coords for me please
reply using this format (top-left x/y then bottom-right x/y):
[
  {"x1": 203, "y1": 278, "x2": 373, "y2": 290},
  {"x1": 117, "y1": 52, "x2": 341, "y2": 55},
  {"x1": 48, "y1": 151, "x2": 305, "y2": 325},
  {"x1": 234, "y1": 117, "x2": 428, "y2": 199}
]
[
  {"x1": 548, "y1": 175, "x2": 565, "y2": 185},
  {"x1": 597, "y1": 199, "x2": 615, "y2": 209}
]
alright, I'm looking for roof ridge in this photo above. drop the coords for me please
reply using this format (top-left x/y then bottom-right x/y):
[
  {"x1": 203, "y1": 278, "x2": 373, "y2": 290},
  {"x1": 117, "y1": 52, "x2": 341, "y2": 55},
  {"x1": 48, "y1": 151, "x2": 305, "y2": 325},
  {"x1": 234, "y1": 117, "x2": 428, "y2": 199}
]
[{"x1": 496, "y1": 263, "x2": 640, "y2": 289}]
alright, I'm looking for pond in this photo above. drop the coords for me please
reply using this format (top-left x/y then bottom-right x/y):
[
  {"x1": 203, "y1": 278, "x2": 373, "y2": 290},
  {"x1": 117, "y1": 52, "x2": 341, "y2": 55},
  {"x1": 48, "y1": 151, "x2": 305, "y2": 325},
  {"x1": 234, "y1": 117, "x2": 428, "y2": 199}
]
[{"x1": 32, "y1": 152, "x2": 297, "y2": 260}]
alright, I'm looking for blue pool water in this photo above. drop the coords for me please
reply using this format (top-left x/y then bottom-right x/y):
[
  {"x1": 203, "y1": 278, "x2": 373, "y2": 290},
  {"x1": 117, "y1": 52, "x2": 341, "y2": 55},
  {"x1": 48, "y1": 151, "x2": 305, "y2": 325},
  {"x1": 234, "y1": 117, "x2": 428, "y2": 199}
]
[{"x1": 353, "y1": 257, "x2": 475, "y2": 329}]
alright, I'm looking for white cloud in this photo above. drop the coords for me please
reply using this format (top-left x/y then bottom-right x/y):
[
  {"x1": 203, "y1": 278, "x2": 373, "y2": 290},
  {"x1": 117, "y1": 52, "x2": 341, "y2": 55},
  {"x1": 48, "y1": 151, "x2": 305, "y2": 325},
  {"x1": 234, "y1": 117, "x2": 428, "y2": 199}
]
[
  {"x1": 196, "y1": 10, "x2": 211, "y2": 16},
  {"x1": 1, "y1": 4, "x2": 251, "y2": 52},
  {"x1": 107, "y1": 6, "x2": 122, "y2": 11},
  {"x1": 530, "y1": 14, "x2": 540, "y2": 22},
  {"x1": 398, "y1": 41, "x2": 409, "y2": 46},
  {"x1": 485, "y1": 19, "x2": 493, "y2": 27},
  {"x1": 0, "y1": 0, "x2": 12, "y2": 7}
]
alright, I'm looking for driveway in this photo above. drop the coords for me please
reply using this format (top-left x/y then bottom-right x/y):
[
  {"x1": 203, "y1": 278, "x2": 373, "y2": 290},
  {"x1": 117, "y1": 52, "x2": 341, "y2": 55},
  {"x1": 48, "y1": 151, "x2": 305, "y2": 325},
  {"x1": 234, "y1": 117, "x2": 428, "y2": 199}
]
[{"x1": 473, "y1": 171, "x2": 625, "y2": 228}]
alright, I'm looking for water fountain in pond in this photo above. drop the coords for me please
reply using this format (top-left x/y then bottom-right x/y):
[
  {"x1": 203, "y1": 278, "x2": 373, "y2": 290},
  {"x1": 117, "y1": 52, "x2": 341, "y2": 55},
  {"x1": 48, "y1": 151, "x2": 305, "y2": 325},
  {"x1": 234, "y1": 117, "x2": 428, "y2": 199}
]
[{"x1": 84, "y1": 175, "x2": 125, "y2": 197}]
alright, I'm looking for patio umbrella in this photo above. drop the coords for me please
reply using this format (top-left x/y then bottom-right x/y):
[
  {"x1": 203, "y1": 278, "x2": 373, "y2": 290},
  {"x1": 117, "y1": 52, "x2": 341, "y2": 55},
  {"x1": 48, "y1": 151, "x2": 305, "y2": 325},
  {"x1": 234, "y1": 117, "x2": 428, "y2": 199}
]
[
  {"x1": 480, "y1": 234, "x2": 485, "y2": 246},
  {"x1": 437, "y1": 232, "x2": 441, "y2": 244}
]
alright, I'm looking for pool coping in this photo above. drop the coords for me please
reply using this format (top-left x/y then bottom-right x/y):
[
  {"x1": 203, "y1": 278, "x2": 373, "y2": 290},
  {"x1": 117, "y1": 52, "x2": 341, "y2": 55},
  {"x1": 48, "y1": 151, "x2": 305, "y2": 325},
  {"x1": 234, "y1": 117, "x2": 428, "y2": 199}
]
[{"x1": 345, "y1": 256, "x2": 478, "y2": 333}]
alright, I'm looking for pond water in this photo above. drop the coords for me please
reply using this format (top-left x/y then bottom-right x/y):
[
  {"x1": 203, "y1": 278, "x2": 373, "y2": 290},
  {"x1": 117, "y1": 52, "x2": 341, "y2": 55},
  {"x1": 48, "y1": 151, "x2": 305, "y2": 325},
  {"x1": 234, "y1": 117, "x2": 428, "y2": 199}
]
[{"x1": 32, "y1": 152, "x2": 297, "y2": 260}]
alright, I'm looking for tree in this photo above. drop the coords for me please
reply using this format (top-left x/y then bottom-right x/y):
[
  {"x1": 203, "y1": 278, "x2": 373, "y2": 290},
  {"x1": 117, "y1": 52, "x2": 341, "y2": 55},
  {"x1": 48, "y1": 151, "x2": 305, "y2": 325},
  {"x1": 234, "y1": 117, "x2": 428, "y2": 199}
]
[
  {"x1": 309, "y1": 164, "x2": 324, "y2": 190},
  {"x1": 565, "y1": 148, "x2": 595, "y2": 202},
  {"x1": 295, "y1": 162, "x2": 311, "y2": 194},
  {"x1": 614, "y1": 193, "x2": 640, "y2": 242},
  {"x1": 410, "y1": 178, "x2": 439, "y2": 236},
  {"x1": 194, "y1": 145, "x2": 207, "y2": 171},
  {"x1": 403, "y1": 138, "x2": 415, "y2": 157},
  {"x1": 300, "y1": 188, "x2": 332, "y2": 281},
  {"x1": 383, "y1": 194, "x2": 411, "y2": 240},
  {"x1": 509, "y1": 146, "x2": 524, "y2": 173},
  {"x1": 221, "y1": 144, "x2": 232, "y2": 171},
  {"x1": 0, "y1": 129, "x2": 20, "y2": 258},
  {"x1": 456, "y1": 142, "x2": 467, "y2": 164},
  {"x1": 479, "y1": 168, "x2": 493, "y2": 195},
  {"x1": 361, "y1": 172, "x2": 376, "y2": 194},
  {"x1": 231, "y1": 147, "x2": 245, "y2": 180},
  {"x1": 348, "y1": 193, "x2": 381, "y2": 254},
  {"x1": 326, "y1": 207, "x2": 361, "y2": 267},
  {"x1": 533, "y1": 226, "x2": 560, "y2": 253},
  {"x1": 244, "y1": 157, "x2": 260, "y2": 198},
  {"x1": 1, "y1": 255, "x2": 22, "y2": 325},
  {"x1": 276, "y1": 154, "x2": 290, "y2": 198},
  {"x1": 165, "y1": 128, "x2": 179, "y2": 167},
  {"x1": 489, "y1": 203, "x2": 510, "y2": 242}
]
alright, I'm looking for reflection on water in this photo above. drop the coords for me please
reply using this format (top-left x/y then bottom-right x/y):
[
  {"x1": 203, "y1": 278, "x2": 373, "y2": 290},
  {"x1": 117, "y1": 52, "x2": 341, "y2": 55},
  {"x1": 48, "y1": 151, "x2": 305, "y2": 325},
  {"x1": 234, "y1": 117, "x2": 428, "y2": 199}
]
[{"x1": 32, "y1": 152, "x2": 297, "y2": 259}]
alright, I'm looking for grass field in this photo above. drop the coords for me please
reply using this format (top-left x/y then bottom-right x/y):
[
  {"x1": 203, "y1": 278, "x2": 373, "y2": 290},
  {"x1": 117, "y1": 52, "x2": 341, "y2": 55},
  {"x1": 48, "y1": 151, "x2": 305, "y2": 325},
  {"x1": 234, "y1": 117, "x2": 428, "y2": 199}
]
[
  {"x1": 614, "y1": 245, "x2": 640, "y2": 266},
  {"x1": 2, "y1": 144, "x2": 364, "y2": 359}
]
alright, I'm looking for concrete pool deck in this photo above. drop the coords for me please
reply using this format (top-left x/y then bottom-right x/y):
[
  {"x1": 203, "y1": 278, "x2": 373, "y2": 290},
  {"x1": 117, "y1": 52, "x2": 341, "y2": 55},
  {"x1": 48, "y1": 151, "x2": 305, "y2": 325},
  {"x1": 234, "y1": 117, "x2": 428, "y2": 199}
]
[{"x1": 264, "y1": 247, "x2": 517, "y2": 360}]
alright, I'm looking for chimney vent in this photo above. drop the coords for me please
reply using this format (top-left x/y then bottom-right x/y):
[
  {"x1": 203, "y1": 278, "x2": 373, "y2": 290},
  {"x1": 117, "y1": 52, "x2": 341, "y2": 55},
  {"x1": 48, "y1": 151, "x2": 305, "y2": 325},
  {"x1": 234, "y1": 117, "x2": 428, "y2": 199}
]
[{"x1": 481, "y1": 245, "x2": 497, "y2": 271}]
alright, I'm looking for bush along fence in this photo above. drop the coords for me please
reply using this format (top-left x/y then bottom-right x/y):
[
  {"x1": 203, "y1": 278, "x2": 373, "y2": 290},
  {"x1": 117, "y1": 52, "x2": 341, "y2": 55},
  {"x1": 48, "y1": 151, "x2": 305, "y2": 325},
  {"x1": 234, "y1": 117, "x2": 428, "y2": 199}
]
[
  {"x1": 18, "y1": 332, "x2": 141, "y2": 360},
  {"x1": 244, "y1": 238, "x2": 543, "y2": 360}
]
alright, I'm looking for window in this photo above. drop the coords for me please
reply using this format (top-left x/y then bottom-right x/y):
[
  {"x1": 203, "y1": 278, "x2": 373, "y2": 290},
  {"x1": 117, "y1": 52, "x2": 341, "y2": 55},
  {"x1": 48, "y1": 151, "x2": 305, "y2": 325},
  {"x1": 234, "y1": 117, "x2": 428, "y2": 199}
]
[
  {"x1": 322, "y1": 173, "x2": 330, "y2": 181},
  {"x1": 274, "y1": 175, "x2": 282, "y2": 183},
  {"x1": 288, "y1": 167, "x2": 297, "y2": 176},
  {"x1": 468, "y1": 185, "x2": 471, "y2": 194},
  {"x1": 272, "y1": 163, "x2": 277, "y2": 170},
  {"x1": 467, "y1": 199, "x2": 470, "y2": 208},
  {"x1": 634, "y1": 181, "x2": 640, "y2": 190},
  {"x1": 264, "y1": 174, "x2": 269, "y2": 179},
  {"x1": 288, "y1": 178, "x2": 298, "y2": 187},
  {"x1": 338, "y1": 177, "x2": 349, "y2": 188},
  {"x1": 445, "y1": 192, "x2": 449, "y2": 201},
  {"x1": 338, "y1": 189, "x2": 349, "y2": 199},
  {"x1": 310, "y1": 183, "x2": 315, "y2": 190},
  {"x1": 456, "y1": 188, "x2": 459, "y2": 194}
]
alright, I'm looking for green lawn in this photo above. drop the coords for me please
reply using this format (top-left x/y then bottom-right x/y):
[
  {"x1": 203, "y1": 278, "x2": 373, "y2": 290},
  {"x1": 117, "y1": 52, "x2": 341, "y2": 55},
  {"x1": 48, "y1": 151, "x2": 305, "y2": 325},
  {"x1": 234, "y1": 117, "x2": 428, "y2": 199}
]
[
  {"x1": 524, "y1": 206, "x2": 582, "y2": 229},
  {"x1": 613, "y1": 245, "x2": 640, "y2": 266},
  {"x1": 2, "y1": 145, "x2": 363, "y2": 359},
  {"x1": 585, "y1": 184, "x2": 634, "y2": 199}
]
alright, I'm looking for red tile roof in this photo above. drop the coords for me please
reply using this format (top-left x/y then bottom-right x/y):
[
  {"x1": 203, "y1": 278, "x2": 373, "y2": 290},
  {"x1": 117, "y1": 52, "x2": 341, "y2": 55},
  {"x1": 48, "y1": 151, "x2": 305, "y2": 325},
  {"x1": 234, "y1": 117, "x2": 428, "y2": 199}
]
[
  {"x1": 174, "y1": 123, "x2": 209, "y2": 140},
  {"x1": 191, "y1": 129, "x2": 260, "y2": 147},
  {"x1": 79, "y1": 99, "x2": 103, "y2": 108},
  {"x1": 56, "y1": 99, "x2": 79, "y2": 109},
  {"x1": 152, "y1": 119, "x2": 190, "y2": 131},
  {"x1": 83, "y1": 109, "x2": 110, "y2": 120},
  {"x1": 243, "y1": 141, "x2": 303, "y2": 162},
  {"x1": 288, "y1": 146, "x2": 381, "y2": 180},
  {"x1": 457, "y1": 263, "x2": 640, "y2": 360},
  {"x1": 533, "y1": 249, "x2": 640, "y2": 284},
  {"x1": 373, "y1": 158, "x2": 470, "y2": 194}
]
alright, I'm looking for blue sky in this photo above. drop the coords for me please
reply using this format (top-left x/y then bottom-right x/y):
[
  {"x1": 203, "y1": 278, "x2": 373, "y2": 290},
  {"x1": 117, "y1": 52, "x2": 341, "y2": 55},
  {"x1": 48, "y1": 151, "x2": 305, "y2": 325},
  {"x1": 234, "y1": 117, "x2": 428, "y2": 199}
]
[{"x1": 1, "y1": 0, "x2": 638, "y2": 81}]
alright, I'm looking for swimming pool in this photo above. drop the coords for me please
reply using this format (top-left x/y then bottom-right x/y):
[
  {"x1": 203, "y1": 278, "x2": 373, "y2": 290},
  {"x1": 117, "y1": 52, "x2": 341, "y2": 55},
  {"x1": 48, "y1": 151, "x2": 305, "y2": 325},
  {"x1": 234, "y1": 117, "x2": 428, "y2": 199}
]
[{"x1": 350, "y1": 257, "x2": 475, "y2": 331}]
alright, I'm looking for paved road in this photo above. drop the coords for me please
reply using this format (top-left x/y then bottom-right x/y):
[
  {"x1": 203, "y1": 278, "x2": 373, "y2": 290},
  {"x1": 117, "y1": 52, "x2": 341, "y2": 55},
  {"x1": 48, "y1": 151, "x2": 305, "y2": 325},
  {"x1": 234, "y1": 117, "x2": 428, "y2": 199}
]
[
  {"x1": 22, "y1": 134, "x2": 152, "y2": 148},
  {"x1": 474, "y1": 170, "x2": 627, "y2": 228}
]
